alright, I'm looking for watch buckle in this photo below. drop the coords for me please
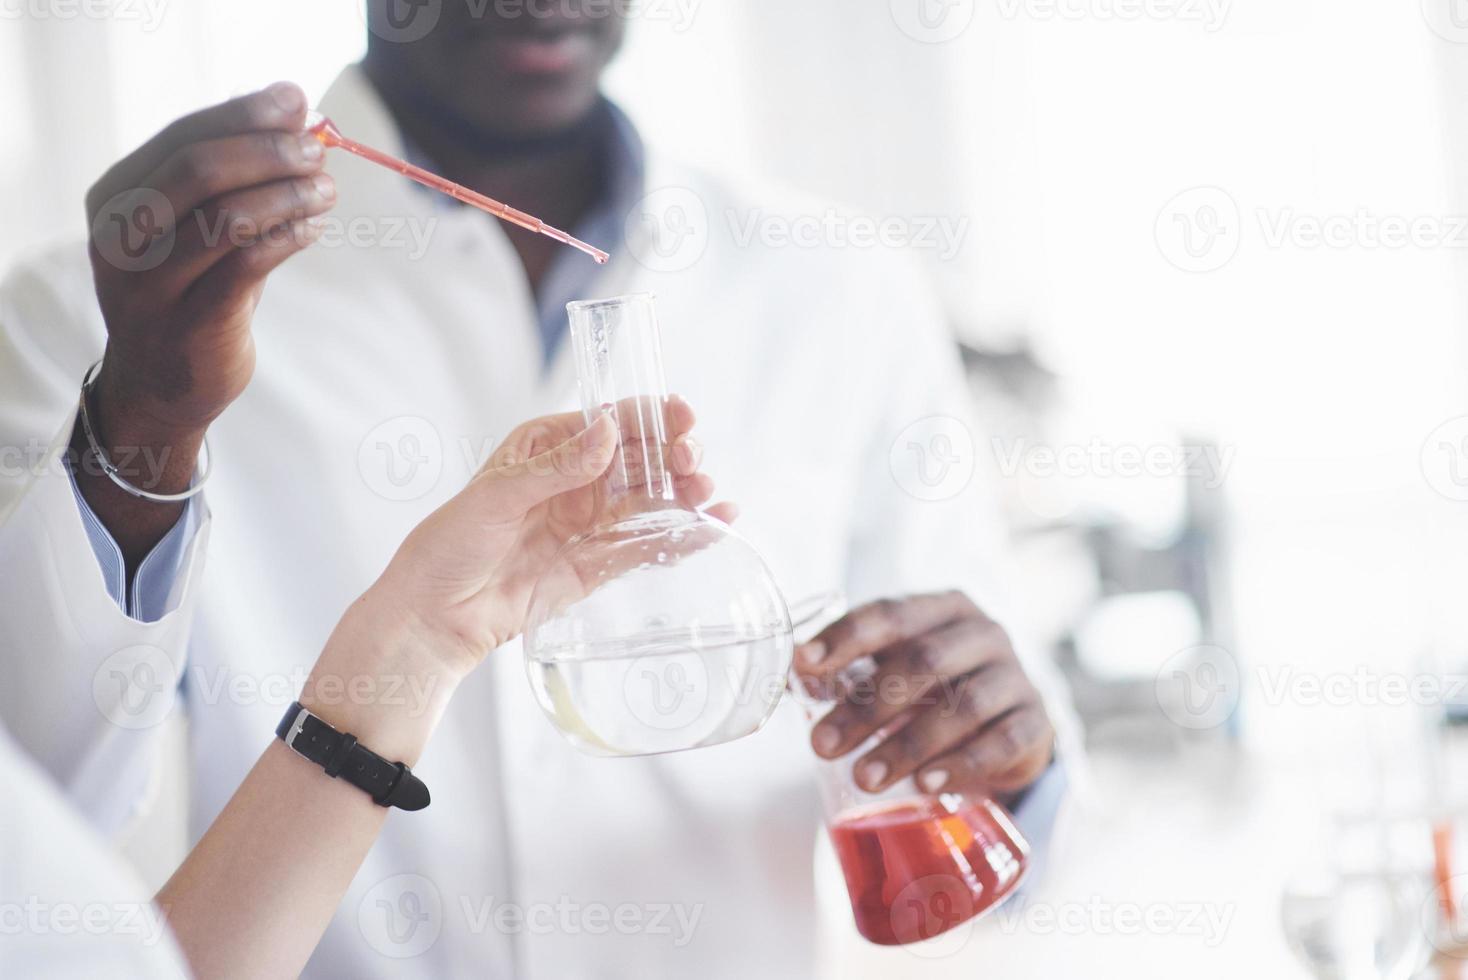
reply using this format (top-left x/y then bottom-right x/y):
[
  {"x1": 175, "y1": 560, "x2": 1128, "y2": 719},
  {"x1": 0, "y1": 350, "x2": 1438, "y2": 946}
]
[{"x1": 284, "y1": 705, "x2": 310, "y2": 750}]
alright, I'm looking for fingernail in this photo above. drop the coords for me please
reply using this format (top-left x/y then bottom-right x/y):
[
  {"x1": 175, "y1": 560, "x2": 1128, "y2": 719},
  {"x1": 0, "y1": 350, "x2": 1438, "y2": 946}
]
[
  {"x1": 266, "y1": 81, "x2": 303, "y2": 114},
  {"x1": 799, "y1": 641, "x2": 826, "y2": 666},
  {"x1": 299, "y1": 135, "x2": 324, "y2": 161},
  {"x1": 858, "y1": 759, "x2": 889, "y2": 790},
  {"x1": 920, "y1": 768, "x2": 949, "y2": 793},
  {"x1": 312, "y1": 173, "x2": 336, "y2": 201},
  {"x1": 813, "y1": 724, "x2": 840, "y2": 756}
]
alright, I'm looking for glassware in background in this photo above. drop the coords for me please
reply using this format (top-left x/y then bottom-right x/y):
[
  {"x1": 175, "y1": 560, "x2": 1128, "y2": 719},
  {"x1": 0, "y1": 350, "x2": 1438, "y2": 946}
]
[
  {"x1": 523, "y1": 294, "x2": 794, "y2": 756},
  {"x1": 1279, "y1": 810, "x2": 1432, "y2": 980},
  {"x1": 1428, "y1": 805, "x2": 1468, "y2": 962},
  {"x1": 788, "y1": 593, "x2": 1030, "y2": 946}
]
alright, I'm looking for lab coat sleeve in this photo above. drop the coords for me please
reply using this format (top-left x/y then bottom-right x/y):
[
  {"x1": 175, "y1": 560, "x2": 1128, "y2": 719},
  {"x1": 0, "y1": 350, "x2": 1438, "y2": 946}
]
[
  {"x1": 841, "y1": 252, "x2": 1082, "y2": 866},
  {"x1": 0, "y1": 251, "x2": 211, "y2": 836}
]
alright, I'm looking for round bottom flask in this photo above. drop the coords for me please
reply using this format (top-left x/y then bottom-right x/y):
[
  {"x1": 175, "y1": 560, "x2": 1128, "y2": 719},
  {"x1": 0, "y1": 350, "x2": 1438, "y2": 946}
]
[{"x1": 523, "y1": 294, "x2": 793, "y2": 757}]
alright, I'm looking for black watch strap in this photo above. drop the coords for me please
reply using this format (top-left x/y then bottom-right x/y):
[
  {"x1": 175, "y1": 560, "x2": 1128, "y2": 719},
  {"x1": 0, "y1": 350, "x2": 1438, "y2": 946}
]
[{"x1": 276, "y1": 702, "x2": 430, "y2": 811}]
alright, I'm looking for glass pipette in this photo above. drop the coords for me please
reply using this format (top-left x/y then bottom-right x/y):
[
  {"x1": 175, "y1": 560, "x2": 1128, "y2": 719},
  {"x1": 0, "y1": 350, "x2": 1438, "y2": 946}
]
[{"x1": 305, "y1": 111, "x2": 610, "y2": 265}]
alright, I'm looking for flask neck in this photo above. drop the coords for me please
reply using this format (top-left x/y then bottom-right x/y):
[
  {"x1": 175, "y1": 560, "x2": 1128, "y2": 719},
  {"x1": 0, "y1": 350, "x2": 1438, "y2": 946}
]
[{"x1": 567, "y1": 294, "x2": 684, "y2": 520}]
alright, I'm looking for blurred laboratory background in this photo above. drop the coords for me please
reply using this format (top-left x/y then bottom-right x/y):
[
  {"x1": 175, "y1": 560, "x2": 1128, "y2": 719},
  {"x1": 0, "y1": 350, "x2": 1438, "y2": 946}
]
[{"x1": 6, "y1": 1, "x2": 1468, "y2": 977}]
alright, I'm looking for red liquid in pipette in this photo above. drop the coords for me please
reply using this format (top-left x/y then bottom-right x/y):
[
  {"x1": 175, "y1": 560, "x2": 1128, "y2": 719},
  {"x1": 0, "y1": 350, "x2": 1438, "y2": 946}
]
[
  {"x1": 828, "y1": 797, "x2": 1028, "y2": 946},
  {"x1": 307, "y1": 115, "x2": 609, "y2": 265}
]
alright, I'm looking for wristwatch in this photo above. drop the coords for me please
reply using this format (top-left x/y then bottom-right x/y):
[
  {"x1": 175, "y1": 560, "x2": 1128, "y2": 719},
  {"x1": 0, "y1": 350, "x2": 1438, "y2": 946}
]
[{"x1": 276, "y1": 702, "x2": 430, "y2": 811}]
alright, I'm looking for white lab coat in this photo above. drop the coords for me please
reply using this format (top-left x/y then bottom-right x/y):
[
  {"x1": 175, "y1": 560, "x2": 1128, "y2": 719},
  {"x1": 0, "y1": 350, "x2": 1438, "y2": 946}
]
[
  {"x1": 0, "y1": 722, "x2": 190, "y2": 979},
  {"x1": 0, "y1": 66, "x2": 1072, "y2": 979}
]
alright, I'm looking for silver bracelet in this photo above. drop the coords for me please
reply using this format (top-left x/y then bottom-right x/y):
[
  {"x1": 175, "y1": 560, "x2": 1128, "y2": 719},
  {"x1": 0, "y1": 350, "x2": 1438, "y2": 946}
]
[{"x1": 77, "y1": 359, "x2": 212, "y2": 503}]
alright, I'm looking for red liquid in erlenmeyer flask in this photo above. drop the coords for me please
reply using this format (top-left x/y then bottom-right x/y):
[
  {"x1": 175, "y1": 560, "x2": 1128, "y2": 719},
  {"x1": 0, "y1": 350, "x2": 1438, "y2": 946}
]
[{"x1": 828, "y1": 797, "x2": 1028, "y2": 946}]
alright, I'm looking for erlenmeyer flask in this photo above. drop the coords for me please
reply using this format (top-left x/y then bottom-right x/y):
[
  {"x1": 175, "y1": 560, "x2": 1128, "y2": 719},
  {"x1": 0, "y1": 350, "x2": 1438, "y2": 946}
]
[
  {"x1": 790, "y1": 594, "x2": 1029, "y2": 946},
  {"x1": 523, "y1": 293, "x2": 794, "y2": 756}
]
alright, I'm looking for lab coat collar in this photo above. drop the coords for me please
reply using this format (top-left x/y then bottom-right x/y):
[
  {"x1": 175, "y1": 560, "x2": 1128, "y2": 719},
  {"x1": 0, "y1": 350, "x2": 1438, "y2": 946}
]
[{"x1": 313, "y1": 63, "x2": 663, "y2": 395}]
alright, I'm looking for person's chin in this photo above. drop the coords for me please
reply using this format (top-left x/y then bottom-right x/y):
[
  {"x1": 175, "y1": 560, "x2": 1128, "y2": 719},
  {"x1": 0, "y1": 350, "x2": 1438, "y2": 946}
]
[{"x1": 455, "y1": 69, "x2": 600, "y2": 138}]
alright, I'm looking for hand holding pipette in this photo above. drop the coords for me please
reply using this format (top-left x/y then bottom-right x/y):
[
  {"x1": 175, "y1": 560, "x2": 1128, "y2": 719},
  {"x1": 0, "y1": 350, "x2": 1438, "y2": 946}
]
[
  {"x1": 305, "y1": 111, "x2": 609, "y2": 265},
  {"x1": 75, "y1": 82, "x2": 335, "y2": 562}
]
